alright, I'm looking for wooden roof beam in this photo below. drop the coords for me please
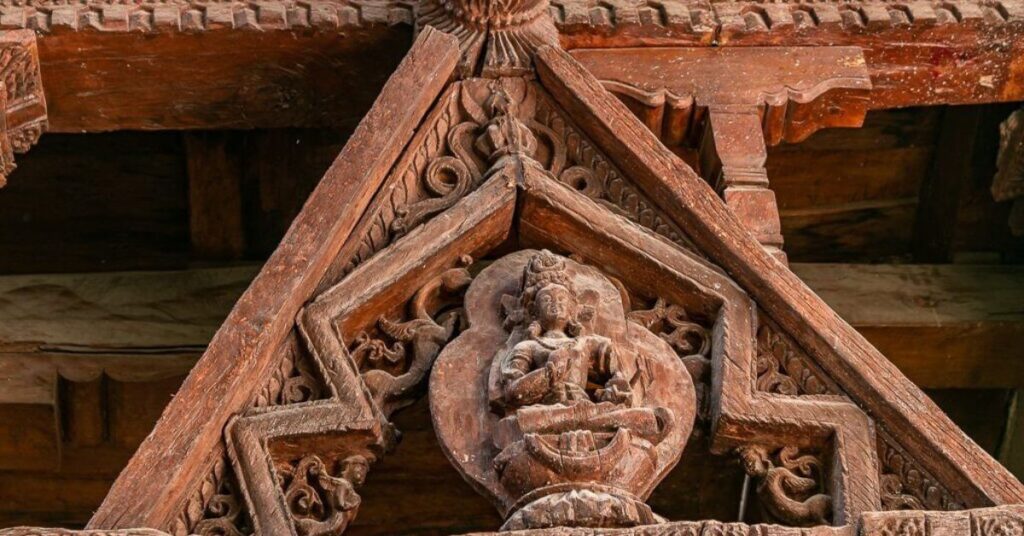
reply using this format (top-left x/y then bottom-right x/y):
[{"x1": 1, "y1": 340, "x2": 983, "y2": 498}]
[{"x1": 0, "y1": 0, "x2": 1018, "y2": 139}]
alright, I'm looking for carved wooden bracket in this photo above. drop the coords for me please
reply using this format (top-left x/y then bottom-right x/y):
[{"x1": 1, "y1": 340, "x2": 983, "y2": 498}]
[
  {"x1": 573, "y1": 46, "x2": 872, "y2": 148},
  {"x1": 699, "y1": 107, "x2": 786, "y2": 262},
  {"x1": 0, "y1": 30, "x2": 46, "y2": 188},
  {"x1": 572, "y1": 46, "x2": 871, "y2": 262}
]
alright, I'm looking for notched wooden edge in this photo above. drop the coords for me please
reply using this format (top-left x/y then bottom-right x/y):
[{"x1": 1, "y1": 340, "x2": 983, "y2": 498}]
[{"x1": 531, "y1": 43, "x2": 1024, "y2": 507}]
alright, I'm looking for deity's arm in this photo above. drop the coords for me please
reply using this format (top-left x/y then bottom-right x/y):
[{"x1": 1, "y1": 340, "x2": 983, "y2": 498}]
[
  {"x1": 500, "y1": 342, "x2": 535, "y2": 381},
  {"x1": 590, "y1": 337, "x2": 633, "y2": 403},
  {"x1": 500, "y1": 341, "x2": 557, "y2": 407},
  {"x1": 588, "y1": 336, "x2": 618, "y2": 377}
]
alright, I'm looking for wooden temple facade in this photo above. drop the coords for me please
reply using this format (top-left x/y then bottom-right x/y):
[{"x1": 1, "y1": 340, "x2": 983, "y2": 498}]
[{"x1": 2, "y1": 0, "x2": 1024, "y2": 534}]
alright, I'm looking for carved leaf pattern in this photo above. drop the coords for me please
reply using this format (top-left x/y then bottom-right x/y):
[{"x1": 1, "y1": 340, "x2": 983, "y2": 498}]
[
  {"x1": 627, "y1": 297, "x2": 712, "y2": 418},
  {"x1": 754, "y1": 316, "x2": 964, "y2": 514},
  {"x1": 533, "y1": 91, "x2": 698, "y2": 252},
  {"x1": 0, "y1": 45, "x2": 38, "y2": 104},
  {"x1": 176, "y1": 338, "x2": 327, "y2": 534},
  {"x1": 275, "y1": 455, "x2": 368, "y2": 536},
  {"x1": 873, "y1": 517, "x2": 927, "y2": 536},
  {"x1": 754, "y1": 321, "x2": 837, "y2": 397},
  {"x1": 878, "y1": 436, "x2": 962, "y2": 512},
  {"x1": 342, "y1": 87, "x2": 464, "y2": 275},
  {"x1": 347, "y1": 260, "x2": 473, "y2": 418},
  {"x1": 975, "y1": 511, "x2": 1024, "y2": 536},
  {"x1": 174, "y1": 456, "x2": 252, "y2": 536},
  {"x1": 254, "y1": 336, "x2": 326, "y2": 408}
]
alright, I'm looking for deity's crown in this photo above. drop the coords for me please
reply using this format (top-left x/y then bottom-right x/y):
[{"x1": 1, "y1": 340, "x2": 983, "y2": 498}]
[{"x1": 520, "y1": 250, "x2": 574, "y2": 307}]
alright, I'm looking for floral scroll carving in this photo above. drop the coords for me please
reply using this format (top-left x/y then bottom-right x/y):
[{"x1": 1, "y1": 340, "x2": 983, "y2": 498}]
[
  {"x1": 175, "y1": 456, "x2": 251, "y2": 536},
  {"x1": 627, "y1": 298, "x2": 712, "y2": 418},
  {"x1": 754, "y1": 322, "x2": 837, "y2": 397},
  {"x1": 877, "y1": 435, "x2": 962, "y2": 512},
  {"x1": 220, "y1": 247, "x2": 479, "y2": 534},
  {"x1": 276, "y1": 455, "x2": 368, "y2": 536},
  {"x1": 348, "y1": 259, "x2": 473, "y2": 417},
  {"x1": 344, "y1": 77, "x2": 567, "y2": 275},
  {"x1": 137, "y1": 61, "x2": 1010, "y2": 535},
  {"x1": 738, "y1": 445, "x2": 832, "y2": 527},
  {"x1": 533, "y1": 93, "x2": 696, "y2": 252},
  {"x1": 177, "y1": 336, "x2": 327, "y2": 535}
]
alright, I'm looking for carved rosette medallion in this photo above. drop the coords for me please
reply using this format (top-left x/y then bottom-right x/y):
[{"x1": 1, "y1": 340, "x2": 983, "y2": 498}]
[
  {"x1": 418, "y1": 0, "x2": 559, "y2": 76},
  {"x1": 430, "y1": 250, "x2": 695, "y2": 530}
]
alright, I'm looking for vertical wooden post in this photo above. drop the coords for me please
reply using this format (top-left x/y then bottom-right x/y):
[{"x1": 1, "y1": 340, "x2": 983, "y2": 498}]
[
  {"x1": 184, "y1": 132, "x2": 246, "y2": 260},
  {"x1": 913, "y1": 105, "x2": 983, "y2": 262},
  {"x1": 700, "y1": 106, "x2": 786, "y2": 264}
]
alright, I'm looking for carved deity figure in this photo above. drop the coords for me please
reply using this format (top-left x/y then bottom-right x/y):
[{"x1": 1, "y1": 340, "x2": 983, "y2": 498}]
[
  {"x1": 431, "y1": 250, "x2": 697, "y2": 531},
  {"x1": 475, "y1": 85, "x2": 537, "y2": 168},
  {"x1": 495, "y1": 251, "x2": 631, "y2": 408}
]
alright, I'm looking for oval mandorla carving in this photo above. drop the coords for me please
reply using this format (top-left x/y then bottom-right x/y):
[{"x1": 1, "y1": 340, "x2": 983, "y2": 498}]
[{"x1": 431, "y1": 250, "x2": 697, "y2": 531}]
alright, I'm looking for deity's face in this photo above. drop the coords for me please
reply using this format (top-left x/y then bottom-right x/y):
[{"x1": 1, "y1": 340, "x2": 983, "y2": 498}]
[{"x1": 533, "y1": 284, "x2": 575, "y2": 332}]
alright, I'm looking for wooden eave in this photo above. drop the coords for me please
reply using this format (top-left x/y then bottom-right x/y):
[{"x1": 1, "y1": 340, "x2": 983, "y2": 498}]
[{"x1": 5, "y1": 0, "x2": 1023, "y2": 133}]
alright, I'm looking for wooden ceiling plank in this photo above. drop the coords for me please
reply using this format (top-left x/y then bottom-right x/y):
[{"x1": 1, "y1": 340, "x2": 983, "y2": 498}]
[
  {"x1": 792, "y1": 263, "x2": 1024, "y2": 389},
  {"x1": 0, "y1": 260, "x2": 1020, "y2": 397}
]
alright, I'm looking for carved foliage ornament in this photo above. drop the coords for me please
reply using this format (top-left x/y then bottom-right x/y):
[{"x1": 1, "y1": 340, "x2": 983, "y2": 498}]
[
  {"x1": 345, "y1": 77, "x2": 694, "y2": 275},
  {"x1": 738, "y1": 445, "x2": 831, "y2": 527},
  {"x1": 189, "y1": 72, "x2": 961, "y2": 534},
  {"x1": 49, "y1": 38, "x2": 1021, "y2": 531},
  {"x1": 0, "y1": 30, "x2": 47, "y2": 187}
]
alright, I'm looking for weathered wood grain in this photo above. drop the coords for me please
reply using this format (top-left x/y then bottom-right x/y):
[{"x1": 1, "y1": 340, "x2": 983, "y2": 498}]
[
  {"x1": 38, "y1": 30, "x2": 410, "y2": 132},
  {"x1": 572, "y1": 46, "x2": 871, "y2": 146},
  {"x1": 0, "y1": 0, "x2": 1018, "y2": 135},
  {"x1": 185, "y1": 132, "x2": 245, "y2": 260},
  {"x1": 791, "y1": 263, "x2": 1024, "y2": 389}
]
